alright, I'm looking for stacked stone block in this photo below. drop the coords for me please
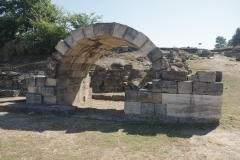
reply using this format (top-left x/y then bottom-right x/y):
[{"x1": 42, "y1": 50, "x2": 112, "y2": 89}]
[{"x1": 124, "y1": 71, "x2": 223, "y2": 123}]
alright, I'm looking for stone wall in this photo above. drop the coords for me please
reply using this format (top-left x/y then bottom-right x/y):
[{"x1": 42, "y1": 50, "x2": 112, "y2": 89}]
[
  {"x1": 25, "y1": 74, "x2": 92, "y2": 105},
  {"x1": 124, "y1": 71, "x2": 223, "y2": 123}
]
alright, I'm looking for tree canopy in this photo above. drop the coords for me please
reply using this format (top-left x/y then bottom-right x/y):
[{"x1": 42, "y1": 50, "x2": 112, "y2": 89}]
[{"x1": 215, "y1": 36, "x2": 227, "y2": 48}]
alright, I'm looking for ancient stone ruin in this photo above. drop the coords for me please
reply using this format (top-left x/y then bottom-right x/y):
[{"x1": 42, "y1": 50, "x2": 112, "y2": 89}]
[{"x1": 24, "y1": 22, "x2": 223, "y2": 123}]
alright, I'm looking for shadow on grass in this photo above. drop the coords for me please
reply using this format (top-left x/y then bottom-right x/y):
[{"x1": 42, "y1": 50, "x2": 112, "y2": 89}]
[{"x1": 0, "y1": 110, "x2": 219, "y2": 138}]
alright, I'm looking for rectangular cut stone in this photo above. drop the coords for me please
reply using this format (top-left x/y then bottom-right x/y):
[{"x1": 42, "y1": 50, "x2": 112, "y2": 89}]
[
  {"x1": 147, "y1": 47, "x2": 164, "y2": 62},
  {"x1": 216, "y1": 71, "x2": 222, "y2": 82},
  {"x1": 43, "y1": 96, "x2": 57, "y2": 104},
  {"x1": 57, "y1": 92, "x2": 78, "y2": 105},
  {"x1": 67, "y1": 84, "x2": 81, "y2": 93},
  {"x1": 46, "y1": 78, "x2": 57, "y2": 87},
  {"x1": 138, "y1": 90, "x2": 162, "y2": 103},
  {"x1": 83, "y1": 25, "x2": 94, "y2": 38},
  {"x1": 124, "y1": 27, "x2": 139, "y2": 43},
  {"x1": 190, "y1": 95, "x2": 222, "y2": 107},
  {"x1": 207, "y1": 82, "x2": 223, "y2": 95},
  {"x1": 57, "y1": 87, "x2": 67, "y2": 95},
  {"x1": 71, "y1": 28, "x2": 85, "y2": 43},
  {"x1": 42, "y1": 87, "x2": 55, "y2": 96},
  {"x1": 27, "y1": 87, "x2": 42, "y2": 94},
  {"x1": 162, "y1": 70, "x2": 188, "y2": 81},
  {"x1": 155, "y1": 104, "x2": 167, "y2": 116},
  {"x1": 166, "y1": 104, "x2": 221, "y2": 119},
  {"x1": 193, "y1": 81, "x2": 207, "y2": 95},
  {"x1": 125, "y1": 90, "x2": 138, "y2": 102},
  {"x1": 58, "y1": 63, "x2": 72, "y2": 70},
  {"x1": 56, "y1": 78, "x2": 70, "y2": 87},
  {"x1": 93, "y1": 23, "x2": 114, "y2": 35},
  {"x1": 152, "y1": 80, "x2": 177, "y2": 94},
  {"x1": 113, "y1": 23, "x2": 128, "y2": 38},
  {"x1": 35, "y1": 77, "x2": 46, "y2": 87},
  {"x1": 132, "y1": 32, "x2": 148, "y2": 48},
  {"x1": 124, "y1": 102, "x2": 141, "y2": 114},
  {"x1": 162, "y1": 93, "x2": 191, "y2": 105},
  {"x1": 26, "y1": 77, "x2": 35, "y2": 87},
  {"x1": 64, "y1": 35, "x2": 75, "y2": 48},
  {"x1": 196, "y1": 71, "x2": 216, "y2": 82},
  {"x1": 26, "y1": 94, "x2": 42, "y2": 104},
  {"x1": 140, "y1": 40, "x2": 156, "y2": 54},
  {"x1": 141, "y1": 103, "x2": 155, "y2": 116},
  {"x1": 55, "y1": 40, "x2": 70, "y2": 56},
  {"x1": 178, "y1": 81, "x2": 193, "y2": 94},
  {"x1": 153, "y1": 58, "x2": 169, "y2": 71}
]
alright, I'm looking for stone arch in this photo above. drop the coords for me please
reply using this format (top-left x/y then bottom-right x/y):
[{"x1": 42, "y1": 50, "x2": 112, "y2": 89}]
[{"x1": 44, "y1": 23, "x2": 169, "y2": 105}]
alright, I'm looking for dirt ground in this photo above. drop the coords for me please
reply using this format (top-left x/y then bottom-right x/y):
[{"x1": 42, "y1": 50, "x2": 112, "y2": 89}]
[{"x1": 0, "y1": 54, "x2": 240, "y2": 159}]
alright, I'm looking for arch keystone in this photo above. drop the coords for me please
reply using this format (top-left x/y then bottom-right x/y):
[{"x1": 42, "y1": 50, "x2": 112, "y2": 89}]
[{"x1": 93, "y1": 23, "x2": 115, "y2": 35}]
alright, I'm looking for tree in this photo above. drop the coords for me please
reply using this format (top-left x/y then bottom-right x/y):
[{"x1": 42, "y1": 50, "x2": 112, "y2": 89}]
[
  {"x1": 215, "y1": 36, "x2": 227, "y2": 48},
  {"x1": 232, "y1": 28, "x2": 240, "y2": 46}
]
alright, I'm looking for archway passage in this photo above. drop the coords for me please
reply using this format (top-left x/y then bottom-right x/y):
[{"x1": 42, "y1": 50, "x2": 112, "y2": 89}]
[{"x1": 32, "y1": 23, "x2": 170, "y2": 105}]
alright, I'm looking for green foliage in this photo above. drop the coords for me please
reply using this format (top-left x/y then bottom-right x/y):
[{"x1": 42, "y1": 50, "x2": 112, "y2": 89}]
[
  {"x1": 232, "y1": 28, "x2": 240, "y2": 46},
  {"x1": 215, "y1": 36, "x2": 227, "y2": 48}
]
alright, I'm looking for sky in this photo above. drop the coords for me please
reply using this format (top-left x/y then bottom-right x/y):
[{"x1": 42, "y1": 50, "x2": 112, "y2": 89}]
[{"x1": 51, "y1": 0, "x2": 240, "y2": 49}]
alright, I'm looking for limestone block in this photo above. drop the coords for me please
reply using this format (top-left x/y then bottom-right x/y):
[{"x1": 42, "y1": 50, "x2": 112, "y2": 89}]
[
  {"x1": 64, "y1": 35, "x2": 75, "y2": 48},
  {"x1": 140, "y1": 40, "x2": 156, "y2": 55},
  {"x1": 132, "y1": 32, "x2": 148, "y2": 48},
  {"x1": 190, "y1": 95, "x2": 222, "y2": 107},
  {"x1": 42, "y1": 87, "x2": 55, "y2": 96},
  {"x1": 141, "y1": 103, "x2": 155, "y2": 116},
  {"x1": 35, "y1": 77, "x2": 46, "y2": 87},
  {"x1": 56, "y1": 87, "x2": 67, "y2": 95},
  {"x1": 67, "y1": 84, "x2": 81, "y2": 93},
  {"x1": 71, "y1": 28, "x2": 85, "y2": 43},
  {"x1": 162, "y1": 93, "x2": 191, "y2": 105},
  {"x1": 147, "y1": 47, "x2": 164, "y2": 62},
  {"x1": 124, "y1": 27, "x2": 139, "y2": 43},
  {"x1": 124, "y1": 102, "x2": 141, "y2": 114},
  {"x1": 46, "y1": 78, "x2": 57, "y2": 87},
  {"x1": 43, "y1": 96, "x2": 57, "y2": 104},
  {"x1": 26, "y1": 94, "x2": 42, "y2": 104},
  {"x1": 207, "y1": 82, "x2": 223, "y2": 95},
  {"x1": 166, "y1": 104, "x2": 221, "y2": 119},
  {"x1": 193, "y1": 81, "x2": 207, "y2": 95},
  {"x1": 55, "y1": 40, "x2": 70, "y2": 56},
  {"x1": 113, "y1": 23, "x2": 128, "y2": 38},
  {"x1": 178, "y1": 81, "x2": 193, "y2": 94},
  {"x1": 125, "y1": 90, "x2": 138, "y2": 102},
  {"x1": 93, "y1": 23, "x2": 114, "y2": 35},
  {"x1": 138, "y1": 90, "x2": 162, "y2": 103},
  {"x1": 27, "y1": 87, "x2": 42, "y2": 94},
  {"x1": 57, "y1": 92, "x2": 78, "y2": 105},
  {"x1": 57, "y1": 70, "x2": 73, "y2": 78},
  {"x1": 154, "y1": 104, "x2": 167, "y2": 116},
  {"x1": 161, "y1": 70, "x2": 188, "y2": 81},
  {"x1": 83, "y1": 25, "x2": 94, "y2": 38},
  {"x1": 56, "y1": 78, "x2": 70, "y2": 87},
  {"x1": 216, "y1": 71, "x2": 222, "y2": 82},
  {"x1": 196, "y1": 71, "x2": 216, "y2": 82},
  {"x1": 153, "y1": 57, "x2": 170, "y2": 71},
  {"x1": 152, "y1": 80, "x2": 178, "y2": 94},
  {"x1": 26, "y1": 77, "x2": 35, "y2": 87}
]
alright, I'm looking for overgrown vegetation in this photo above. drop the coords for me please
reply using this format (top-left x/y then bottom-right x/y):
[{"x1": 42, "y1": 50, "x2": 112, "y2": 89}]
[{"x1": 0, "y1": 0, "x2": 102, "y2": 61}]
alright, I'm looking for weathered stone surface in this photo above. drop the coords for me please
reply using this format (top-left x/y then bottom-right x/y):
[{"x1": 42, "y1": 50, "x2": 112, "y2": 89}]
[
  {"x1": 190, "y1": 95, "x2": 222, "y2": 107},
  {"x1": 80, "y1": 82, "x2": 90, "y2": 89},
  {"x1": 26, "y1": 77, "x2": 35, "y2": 87},
  {"x1": 193, "y1": 81, "x2": 223, "y2": 95},
  {"x1": 83, "y1": 74, "x2": 91, "y2": 83},
  {"x1": 124, "y1": 102, "x2": 141, "y2": 114},
  {"x1": 56, "y1": 78, "x2": 70, "y2": 87},
  {"x1": 138, "y1": 90, "x2": 162, "y2": 103},
  {"x1": 153, "y1": 57, "x2": 169, "y2": 71},
  {"x1": 162, "y1": 93, "x2": 191, "y2": 105},
  {"x1": 42, "y1": 87, "x2": 55, "y2": 96},
  {"x1": 71, "y1": 28, "x2": 85, "y2": 43},
  {"x1": 195, "y1": 71, "x2": 216, "y2": 82},
  {"x1": 216, "y1": 71, "x2": 222, "y2": 82},
  {"x1": 55, "y1": 40, "x2": 70, "y2": 55},
  {"x1": 124, "y1": 27, "x2": 139, "y2": 43},
  {"x1": 46, "y1": 78, "x2": 57, "y2": 87},
  {"x1": 83, "y1": 25, "x2": 94, "y2": 38},
  {"x1": 67, "y1": 84, "x2": 81, "y2": 93},
  {"x1": 141, "y1": 103, "x2": 154, "y2": 116},
  {"x1": 35, "y1": 77, "x2": 46, "y2": 87},
  {"x1": 140, "y1": 40, "x2": 156, "y2": 54},
  {"x1": 113, "y1": 23, "x2": 128, "y2": 38},
  {"x1": 178, "y1": 81, "x2": 193, "y2": 94},
  {"x1": 161, "y1": 70, "x2": 188, "y2": 81},
  {"x1": 166, "y1": 104, "x2": 221, "y2": 119},
  {"x1": 46, "y1": 57, "x2": 60, "y2": 71},
  {"x1": 93, "y1": 23, "x2": 114, "y2": 35},
  {"x1": 27, "y1": 87, "x2": 42, "y2": 94},
  {"x1": 152, "y1": 80, "x2": 177, "y2": 94},
  {"x1": 125, "y1": 90, "x2": 138, "y2": 102},
  {"x1": 132, "y1": 32, "x2": 148, "y2": 48},
  {"x1": 154, "y1": 104, "x2": 167, "y2": 116},
  {"x1": 147, "y1": 47, "x2": 164, "y2": 62},
  {"x1": 64, "y1": 35, "x2": 75, "y2": 48},
  {"x1": 43, "y1": 96, "x2": 57, "y2": 104},
  {"x1": 26, "y1": 94, "x2": 42, "y2": 104}
]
